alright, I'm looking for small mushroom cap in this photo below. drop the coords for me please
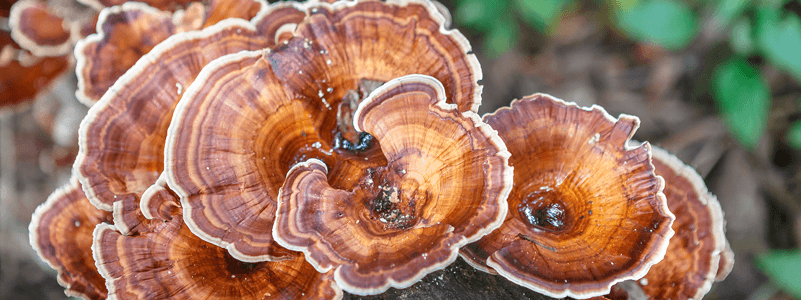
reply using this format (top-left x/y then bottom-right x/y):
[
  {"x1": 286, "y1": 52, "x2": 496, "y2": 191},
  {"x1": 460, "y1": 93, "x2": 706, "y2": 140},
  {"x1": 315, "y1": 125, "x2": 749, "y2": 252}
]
[
  {"x1": 93, "y1": 217, "x2": 342, "y2": 299},
  {"x1": 1, "y1": 29, "x2": 70, "y2": 112},
  {"x1": 9, "y1": 0, "x2": 72, "y2": 57},
  {"x1": 74, "y1": 0, "x2": 265, "y2": 105},
  {"x1": 460, "y1": 94, "x2": 675, "y2": 299},
  {"x1": 272, "y1": 75, "x2": 512, "y2": 295},
  {"x1": 29, "y1": 178, "x2": 112, "y2": 299},
  {"x1": 288, "y1": 0, "x2": 482, "y2": 113},
  {"x1": 632, "y1": 145, "x2": 731, "y2": 299}
]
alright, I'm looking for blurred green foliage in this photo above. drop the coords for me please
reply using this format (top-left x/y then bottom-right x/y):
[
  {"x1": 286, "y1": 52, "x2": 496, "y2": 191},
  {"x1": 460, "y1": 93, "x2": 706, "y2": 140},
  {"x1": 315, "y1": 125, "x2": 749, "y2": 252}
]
[
  {"x1": 453, "y1": 0, "x2": 801, "y2": 152},
  {"x1": 756, "y1": 250, "x2": 801, "y2": 298},
  {"x1": 711, "y1": 58, "x2": 769, "y2": 149}
]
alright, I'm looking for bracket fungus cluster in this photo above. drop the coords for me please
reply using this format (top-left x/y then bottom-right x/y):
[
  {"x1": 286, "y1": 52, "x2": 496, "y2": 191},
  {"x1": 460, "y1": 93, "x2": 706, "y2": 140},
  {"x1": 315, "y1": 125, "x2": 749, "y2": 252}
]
[{"x1": 26, "y1": 0, "x2": 733, "y2": 299}]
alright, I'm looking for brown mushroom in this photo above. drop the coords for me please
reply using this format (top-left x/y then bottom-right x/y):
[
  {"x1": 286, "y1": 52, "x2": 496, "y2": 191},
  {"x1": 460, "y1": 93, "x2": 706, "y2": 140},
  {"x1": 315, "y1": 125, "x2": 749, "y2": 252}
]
[
  {"x1": 77, "y1": 0, "x2": 194, "y2": 13},
  {"x1": 1, "y1": 29, "x2": 70, "y2": 112},
  {"x1": 8, "y1": 0, "x2": 72, "y2": 57},
  {"x1": 164, "y1": 0, "x2": 482, "y2": 263},
  {"x1": 270, "y1": 75, "x2": 512, "y2": 295},
  {"x1": 73, "y1": 2, "x2": 304, "y2": 236},
  {"x1": 627, "y1": 145, "x2": 732, "y2": 299},
  {"x1": 459, "y1": 94, "x2": 675, "y2": 299},
  {"x1": 93, "y1": 215, "x2": 342, "y2": 299},
  {"x1": 29, "y1": 178, "x2": 112, "y2": 299},
  {"x1": 74, "y1": 0, "x2": 266, "y2": 105}
]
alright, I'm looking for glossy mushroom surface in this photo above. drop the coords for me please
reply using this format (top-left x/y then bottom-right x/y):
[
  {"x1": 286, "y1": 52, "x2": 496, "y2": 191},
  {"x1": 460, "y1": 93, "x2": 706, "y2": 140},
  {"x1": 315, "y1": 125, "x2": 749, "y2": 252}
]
[
  {"x1": 272, "y1": 75, "x2": 512, "y2": 295},
  {"x1": 631, "y1": 145, "x2": 731, "y2": 299},
  {"x1": 93, "y1": 216, "x2": 342, "y2": 299},
  {"x1": 164, "y1": 0, "x2": 484, "y2": 263},
  {"x1": 74, "y1": 0, "x2": 266, "y2": 105},
  {"x1": 460, "y1": 94, "x2": 675, "y2": 299},
  {"x1": 29, "y1": 178, "x2": 112, "y2": 299}
]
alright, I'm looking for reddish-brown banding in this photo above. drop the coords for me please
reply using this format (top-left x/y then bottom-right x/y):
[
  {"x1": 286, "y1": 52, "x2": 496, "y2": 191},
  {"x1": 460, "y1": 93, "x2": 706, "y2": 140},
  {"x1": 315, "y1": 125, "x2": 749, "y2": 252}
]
[
  {"x1": 460, "y1": 94, "x2": 674, "y2": 299},
  {"x1": 164, "y1": 0, "x2": 485, "y2": 263},
  {"x1": 9, "y1": 0, "x2": 72, "y2": 56},
  {"x1": 93, "y1": 217, "x2": 343, "y2": 299},
  {"x1": 1, "y1": 29, "x2": 69, "y2": 112},
  {"x1": 74, "y1": 0, "x2": 266, "y2": 105},
  {"x1": 630, "y1": 145, "x2": 732, "y2": 299},
  {"x1": 289, "y1": 0, "x2": 482, "y2": 113},
  {"x1": 73, "y1": 13, "x2": 291, "y2": 236},
  {"x1": 29, "y1": 178, "x2": 112, "y2": 299},
  {"x1": 271, "y1": 75, "x2": 512, "y2": 295}
]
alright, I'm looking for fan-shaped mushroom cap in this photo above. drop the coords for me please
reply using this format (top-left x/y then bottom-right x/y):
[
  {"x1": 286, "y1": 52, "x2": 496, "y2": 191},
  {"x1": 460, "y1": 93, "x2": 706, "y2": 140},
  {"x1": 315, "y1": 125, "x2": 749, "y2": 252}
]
[
  {"x1": 164, "y1": 0, "x2": 483, "y2": 263},
  {"x1": 8, "y1": 0, "x2": 72, "y2": 57},
  {"x1": 271, "y1": 75, "x2": 511, "y2": 295},
  {"x1": 74, "y1": 0, "x2": 266, "y2": 105},
  {"x1": 629, "y1": 145, "x2": 731, "y2": 299},
  {"x1": 29, "y1": 178, "x2": 113, "y2": 299},
  {"x1": 1, "y1": 29, "x2": 69, "y2": 112},
  {"x1": 73, "y1": 13, "x2": 295, "y2": 234},
  {"x1": 289, "y1": 0, "x2": 482, "y2": 113},
  {"x1": 459, "y1": 94, "x2": 674, "y2": 299},
  {"x1": 93, "y1": 217, "x2": 342, "y2": 299}
]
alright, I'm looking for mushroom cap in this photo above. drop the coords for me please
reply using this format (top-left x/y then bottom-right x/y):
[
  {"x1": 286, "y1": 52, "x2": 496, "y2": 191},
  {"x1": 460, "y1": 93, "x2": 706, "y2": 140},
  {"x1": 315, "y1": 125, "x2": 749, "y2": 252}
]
[
  {"x1": 271, "y1": 75, "x2": 512, "y2": 295},
  {"x1": 74, "y1": 0, "x2": 266, "y2": 105},
  {"x1": 1, "y1": 29, "x2": 70, "y2": 112},
  {"x1": 73, "y1": 5, "x2": 295, "y2": 234},
  {"x1": 459, "y1": 94, "x2": 675, "y2": 299},
  {"x1": 631, "y1": 145, "x2": 731, "y2": 299},
  {"x1": 290, "y1": 0, "x2": 482, "y2": 113},
  {"x1": 29, "y1": 178, "x2": 112, "y2": 299},
  {"x1": 9, "y1": 0, "x2": 72, "y2": 57},
  {"x1": 165, "y1": 0, "x2": 484, "y2": 262},
  {"x1": 93, "y1": 216, "x2": 342, "y2": 299}
]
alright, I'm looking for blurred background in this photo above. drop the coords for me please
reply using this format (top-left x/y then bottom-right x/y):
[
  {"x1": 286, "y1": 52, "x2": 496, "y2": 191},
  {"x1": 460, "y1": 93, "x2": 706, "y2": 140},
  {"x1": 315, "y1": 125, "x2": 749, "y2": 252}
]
[{"x1": 1, "y1": 0, "x2": 800, "y2": 299}]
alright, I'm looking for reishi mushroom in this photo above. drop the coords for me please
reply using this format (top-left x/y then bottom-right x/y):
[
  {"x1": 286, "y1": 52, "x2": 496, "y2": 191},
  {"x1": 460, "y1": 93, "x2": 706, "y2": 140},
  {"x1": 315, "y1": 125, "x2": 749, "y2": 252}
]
[
  {"x1": 271, "y1": 75, "x2": 512, "y2": 295},
  {"x1": 163, "y1": 0, "x2": 481, "y2": 262},
  {"x1": 459, "y1": 94, "x2": 675, "y2": 298},
  {"x1": 29, "y1": 178, "x2": 113, "y2": 299},
  {"x1": 623, "y1": 145, "x2": 732, "y2": 299},
  {"x1": 23, "y1": 0, "x2": 738, "y2": 298}
]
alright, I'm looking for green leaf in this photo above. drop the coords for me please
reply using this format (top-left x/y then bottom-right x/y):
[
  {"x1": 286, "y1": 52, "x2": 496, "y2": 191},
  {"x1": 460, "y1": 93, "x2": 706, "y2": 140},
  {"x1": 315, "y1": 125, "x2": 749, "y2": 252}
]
[
  {"x1": 454, "y1": 0, "x2": 509, "y2": 32},
  {"x1": 514, "y1": 0, "x2": 573, "y2": 32},
  {"x1": 787, "y1": 121, "x2": 801, "y2": 149},
  {"x1": 482, "y1": 19, "x2": 518, "y2": 58},
  {"x1": 616, "y1": 0, "x2": 698, "y2": 50},
  {"x1": 756, "y1": 250, "x2": 801, "y2": 298},
  {"x1": 711, "y1": 0, "x2": 752, "y2": 27},
  {"x1": 729, "y1": 17, "x2": 755, "y2": 55},
  {"x1": 755, "y1": 7, "x2": 801, "y2": 82},
  {"x1": 711, "y1": 58, "x2": 770, "y2": 150}
]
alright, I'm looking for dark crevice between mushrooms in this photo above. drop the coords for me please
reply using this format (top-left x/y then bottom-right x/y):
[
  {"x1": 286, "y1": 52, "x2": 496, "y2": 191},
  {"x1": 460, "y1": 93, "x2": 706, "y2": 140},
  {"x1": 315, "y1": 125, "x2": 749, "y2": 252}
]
[{"x1": 333, "y1": 79, "x2": 384, "y2": 152}]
